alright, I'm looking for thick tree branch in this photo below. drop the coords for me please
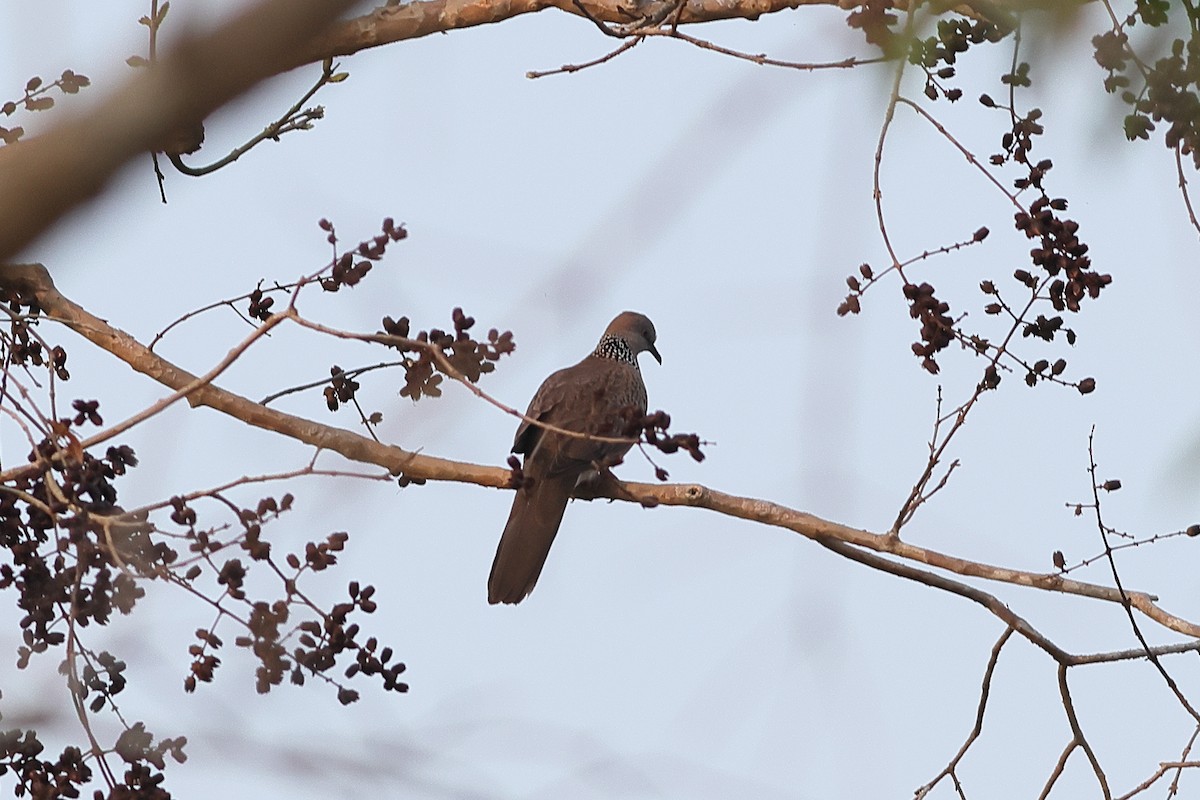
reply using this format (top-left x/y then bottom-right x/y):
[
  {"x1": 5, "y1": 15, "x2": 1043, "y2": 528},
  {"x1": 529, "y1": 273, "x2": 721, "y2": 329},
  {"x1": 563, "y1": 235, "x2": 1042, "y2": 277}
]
[
  {"x1": 0, "y1": 264, "x2": 498, "y2": 489},
  {"x1": 300, "y1": 0, "x2": 833, "y2": 65},
  {"x1": 295, "y1": 0, "x2": 1020, "y2": 69},
  {"x1": 0, "y1": 0, "x2": 357, "y2": 263}
]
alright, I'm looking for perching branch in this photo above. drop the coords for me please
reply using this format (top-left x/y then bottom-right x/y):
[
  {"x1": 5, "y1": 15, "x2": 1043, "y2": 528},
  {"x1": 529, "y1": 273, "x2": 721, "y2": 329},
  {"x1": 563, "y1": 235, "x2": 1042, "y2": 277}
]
[{"x1": 2, "y1": 263, "x2": 1197, "y2": 647}]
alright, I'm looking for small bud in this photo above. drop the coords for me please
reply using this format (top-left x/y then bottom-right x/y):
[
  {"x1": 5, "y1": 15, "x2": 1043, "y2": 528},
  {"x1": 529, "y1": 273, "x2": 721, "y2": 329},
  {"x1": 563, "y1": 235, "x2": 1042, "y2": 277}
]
[{"x1": 837, "y1": 296, "x2": 861, "y2": 316}]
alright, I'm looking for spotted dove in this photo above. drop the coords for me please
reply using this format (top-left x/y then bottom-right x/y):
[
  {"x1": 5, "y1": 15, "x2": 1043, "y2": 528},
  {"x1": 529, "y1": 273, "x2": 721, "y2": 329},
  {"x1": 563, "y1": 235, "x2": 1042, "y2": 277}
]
[{"x1": 487, "y1": 311, "x2": 661, "y2": 605}]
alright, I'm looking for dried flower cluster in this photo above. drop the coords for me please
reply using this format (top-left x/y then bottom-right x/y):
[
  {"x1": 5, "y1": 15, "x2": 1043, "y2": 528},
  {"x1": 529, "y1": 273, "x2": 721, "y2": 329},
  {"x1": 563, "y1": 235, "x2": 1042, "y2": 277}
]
[
  {"x1": 380, "y1": 309, "x2": 515, "y2": 401},
  {"x1": 1094, "y1": 7, "x2": 1200, "y2": 167}
]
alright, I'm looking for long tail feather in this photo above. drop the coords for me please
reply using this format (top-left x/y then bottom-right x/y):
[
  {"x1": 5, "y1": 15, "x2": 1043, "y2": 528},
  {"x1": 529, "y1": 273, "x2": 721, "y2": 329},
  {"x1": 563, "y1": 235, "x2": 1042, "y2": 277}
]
[{"x1": 488, "y1": 474, "x2": 574, "y2": 604}]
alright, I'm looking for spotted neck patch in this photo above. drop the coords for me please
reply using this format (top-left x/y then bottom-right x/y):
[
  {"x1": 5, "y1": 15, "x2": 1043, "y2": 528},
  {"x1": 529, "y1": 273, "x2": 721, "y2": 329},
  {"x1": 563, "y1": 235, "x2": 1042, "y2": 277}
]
[{"x1": 592, "y1": 334, "x2": 638, "y2": 367}]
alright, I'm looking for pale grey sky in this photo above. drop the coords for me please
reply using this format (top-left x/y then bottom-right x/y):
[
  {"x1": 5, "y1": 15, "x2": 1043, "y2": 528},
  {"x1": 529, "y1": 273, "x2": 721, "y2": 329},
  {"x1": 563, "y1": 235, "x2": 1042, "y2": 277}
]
[{"x1": 3, "y1": 2, "x2": 1200, "y2": 798}]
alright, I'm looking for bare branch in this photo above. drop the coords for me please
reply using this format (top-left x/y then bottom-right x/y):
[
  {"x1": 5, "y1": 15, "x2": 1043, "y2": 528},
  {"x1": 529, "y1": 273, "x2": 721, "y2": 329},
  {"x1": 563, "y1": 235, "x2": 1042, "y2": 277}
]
[
  {"x1": 527, "y1": 38, "x2": 643, "y2": 79},
  {"x1": 300, "y1": 0, "x2": 843, "y2": 66},
  {"x1": 294, "y1": 0, "x2": 1019, "y2": 69},
  {"x1": 168, "y1": 59, "x2": 343, "y2": 177},
  {"x1": 1056, "y1": 663, "x2": 1112, "y2": 799},
  {"x1": 820, "y1": 536, "x2": 1069, "y2": 659},
  {"x1": 1070, "y1": 639, "x2": 1200, "y2": 666},
  {"x1": 0, "y1": 0, "x2": 358, "y2": 262},
  {"x1": 0, "y1": 263, "x2": 500, "y2": 488},
  {"x1": 915, "y1": 627, "x2": 1014, "y2": 799},
  {"x1": 1087, "y1": 430, "x2": 1200, "y2": 723},
  {"x1": 287, "y1": 313, "x2": 642, "y2": 449},
  {"x1": 641, "y1": 28, "x2": 881, "y2": 70},
  {"x1": 4, "y1": 263, "x2": 1198, "y2": 642},
  {"x1": 1175, "y1": 144, "x2": 1200, "y2": 240},
  {"x1": 1117, "y1": 727, "x2": 1200, "y2": 800}
]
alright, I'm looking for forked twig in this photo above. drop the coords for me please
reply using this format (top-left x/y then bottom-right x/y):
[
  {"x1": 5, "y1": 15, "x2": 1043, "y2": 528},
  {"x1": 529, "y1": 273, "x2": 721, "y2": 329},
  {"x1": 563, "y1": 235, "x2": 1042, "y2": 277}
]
[{"x1": 915, "y1": 626, "x2": 1014, "y2": 799}]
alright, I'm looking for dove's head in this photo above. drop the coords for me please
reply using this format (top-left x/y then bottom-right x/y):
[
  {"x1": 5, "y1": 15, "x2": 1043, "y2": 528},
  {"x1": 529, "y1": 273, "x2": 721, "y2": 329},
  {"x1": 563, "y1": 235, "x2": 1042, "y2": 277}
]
[{"x1": 603, "y1": 311, "x2": 661, "y2": 365}]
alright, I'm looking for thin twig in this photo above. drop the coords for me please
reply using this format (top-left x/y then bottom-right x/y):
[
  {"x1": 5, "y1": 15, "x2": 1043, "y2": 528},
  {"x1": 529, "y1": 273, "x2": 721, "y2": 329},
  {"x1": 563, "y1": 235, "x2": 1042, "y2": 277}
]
[
  {"x1": 287, "y1": 314, "x2": 643, "y2": 449},
  {"x1": 1039, "y1": 739, "x2": 1077, "y2": 800},
  {"x1": 818, "y1": 537, "x2": 1070, "y2": 661},
  {"x1": 1088, "y1": 429, "x2": 1200, "y2": 724},
  {"x1": 527, "y1": 38, "x2": 642, "y2": 79},
  {"x1": 1062, "y1": 528, "x2": 1190, "y2": 575},
  {"x1": 258, "y1": 360, "x2": 406, "y2": 405},
  {"x1": 1175, "y1": 144, "x2": 1200, "y2": 240},
  {"x1": 0, "y1": 0, "x2": 360, "y2": 263},
  {"x1": 914, "y1": 626, "x2": 1014, "y2": 798},
  {"x1": 77, "y1": 312, "x2": 290, "y2": 452},
  {"x1": 1167, "y1": 726, "x2": 1200, "y2": 797},
  {"x1": 1116, "y1": 728, "x2": 1200, "y2": 799},
  {"x1": 168, "y1": 60, "x2": 341, "y2": 176},
  {"x1": 126, "y1": 463, "x2": 391, "y2": 518},
  {"x1": 1057, "y1": 662, "x2": 1112, "y2": 798},
  {"x1": 647, "y1": 28, "x2": 880, "y2": 71}
]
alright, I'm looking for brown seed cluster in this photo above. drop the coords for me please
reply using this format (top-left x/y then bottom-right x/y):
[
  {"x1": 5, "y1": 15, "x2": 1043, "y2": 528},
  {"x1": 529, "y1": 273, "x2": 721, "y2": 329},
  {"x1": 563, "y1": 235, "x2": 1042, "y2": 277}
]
[
  {"x1": 908, "y1": 18, "x2": 1003, "y2": 102},
  {"x1": 622, "y1": 409, "x2": 706, "y2": 478},
  {"x1": 0, "y1": 70, "x2": 91, "y2": 146},
  {"x1": 0, "y1": 401, "x2": 194, "y2": 797},
  {"x1": 2, "y1": 397, "x2": 408, "y2": 795},
  {"x1": 1015, "y1": 192, "x2": 1111, "y2": 314},
  {"x1": 319, "y1": 217, "x2": 407, "y2": 293},
  {"x1": 0, "y1": 736, "x2": 94, "y2": 800},
  {"x1": 379, "y1": 309, "x2": 514, "y2": 402},
  {"x1": 168, "y1": 496, "x2": 409, "y2": 702},
  {"x1": 246, "y1": 217, "x2": 409, "y2": 323},
  {"x1": 1094, "y1": 13, "x2": 1200, "y2": 169},
  {"x1": 1, "y1": 283, "x2": 69, "y2": 380},
  {"x1": 324, "y1": 365, "x2": 360, "y2": 411},
  {"x1": 903, "y1": 282, "x2": 954, "y2": 375}
]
